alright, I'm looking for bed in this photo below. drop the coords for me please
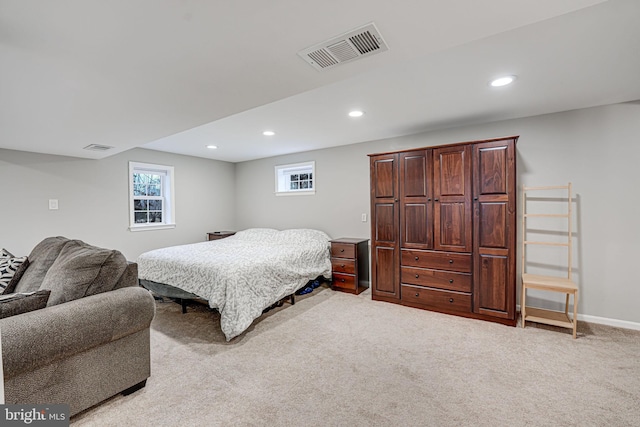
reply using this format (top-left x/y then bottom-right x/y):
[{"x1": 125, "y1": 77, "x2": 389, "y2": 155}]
[{"x1": 136, "y1": 228, "x2": 332, "y2": 340}]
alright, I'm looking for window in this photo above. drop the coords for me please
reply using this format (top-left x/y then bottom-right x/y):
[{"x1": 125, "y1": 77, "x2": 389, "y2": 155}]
[
  {"x1": 275, "y1": 161, "x2": 315, "y2": 196},
  {"x1": 129, "y1": 162, "x2": 175, "y2": 231}
]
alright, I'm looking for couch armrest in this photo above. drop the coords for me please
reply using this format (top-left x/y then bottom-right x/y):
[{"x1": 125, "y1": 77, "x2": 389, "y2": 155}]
[{"x1": 0, "y1": 286, "x2": 155, "y2": 378}]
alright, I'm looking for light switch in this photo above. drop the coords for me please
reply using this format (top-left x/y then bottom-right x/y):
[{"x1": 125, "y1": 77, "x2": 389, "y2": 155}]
[
  {"x1": 49, "y1": 199, "x2": 59, "y2": 210},
  {"x1": 361, "y1": 213, "x2": 367, "y2": 222}
]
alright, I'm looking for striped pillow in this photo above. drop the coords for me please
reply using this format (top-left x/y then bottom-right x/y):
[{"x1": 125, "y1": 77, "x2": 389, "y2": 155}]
[
  {"x1": 0, "y1": 248, "x2": 14, "y2": 260},
  {"x1": 0, "y1": 256, "x2": 28, "y2": 294}
]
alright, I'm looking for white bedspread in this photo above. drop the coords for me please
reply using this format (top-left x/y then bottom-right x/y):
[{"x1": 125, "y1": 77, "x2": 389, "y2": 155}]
[{"x1": 137, "y1": 228, "x2": 331, "y2": 340}]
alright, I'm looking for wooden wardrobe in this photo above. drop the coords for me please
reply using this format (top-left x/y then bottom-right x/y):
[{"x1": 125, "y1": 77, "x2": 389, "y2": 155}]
[{"x1": 368, "y1": 136, "x2": 517, "y2": 326}]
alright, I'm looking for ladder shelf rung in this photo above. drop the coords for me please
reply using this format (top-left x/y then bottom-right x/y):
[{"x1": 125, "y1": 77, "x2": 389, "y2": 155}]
[
  {"x1": 523, "y1": 241, "x2": 569, "y2": 247},
  {"x1": 524, "y1": 213, "x2": 569, "y2": 218},
  {"x1": 523, "y1": 185, "x2": 570, "y2": 191}
]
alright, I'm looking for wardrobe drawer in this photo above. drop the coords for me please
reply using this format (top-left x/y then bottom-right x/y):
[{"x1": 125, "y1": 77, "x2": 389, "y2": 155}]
[
  {"x1": 401, "y1": 249, "x2": 472, "y2": 273},
  {"x1": 332, "y1": 273, "x2": 356, "y2": 291},
  {"x1": 401, "y1": 284, "x2": 471, "y2": 313},
  {"x1": 331, "y1": 243, "x2": 355, "y2": 259},
  {"x1": 331, "y1": 258, "x2": 356, "y2": 274},
  {"x1": 401, "y1": 267, "x2": 472, "y2": 293}
]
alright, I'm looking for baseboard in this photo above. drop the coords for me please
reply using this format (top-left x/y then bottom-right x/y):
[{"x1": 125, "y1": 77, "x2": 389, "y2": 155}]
[
  {"x1": 516, "y1": 305, "x2": 640, "y2": 331},
  {"x1": 577, "y1": 314, "x2": 640, "y2": 331}
]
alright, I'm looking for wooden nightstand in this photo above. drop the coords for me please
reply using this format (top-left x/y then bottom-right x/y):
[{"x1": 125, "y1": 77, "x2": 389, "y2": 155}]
[
  {"x1": 329, "y1": 238, "x2": 369, "y2": 295},
  {"x1": 207, "y1": 231, "x2": 236, "y2": 241}
]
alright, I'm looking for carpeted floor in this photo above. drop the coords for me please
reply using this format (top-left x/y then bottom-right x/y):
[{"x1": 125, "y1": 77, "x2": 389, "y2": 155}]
[{"x1": 72, "y1": 286, "x2": 640, "y2": 426}]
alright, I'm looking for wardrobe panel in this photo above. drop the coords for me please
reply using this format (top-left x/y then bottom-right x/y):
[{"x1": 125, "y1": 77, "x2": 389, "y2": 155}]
[
  {"x1": 374, "y1": 204, "x2": 396, "y2": 243},
  {"x1": 373, "y1": 158, "x2": 396, "y2": 199},
  {"x1": 477, "y1": 146, "x2": 508, "y2": 195},
  {"x1": 478, "y1": 202, "x2": 508, "y2": 248}
]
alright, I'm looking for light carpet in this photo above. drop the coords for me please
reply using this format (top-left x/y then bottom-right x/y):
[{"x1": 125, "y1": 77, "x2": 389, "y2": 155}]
[{"x1": 71, "y1": 286, "x2": 640, "y2": 426}]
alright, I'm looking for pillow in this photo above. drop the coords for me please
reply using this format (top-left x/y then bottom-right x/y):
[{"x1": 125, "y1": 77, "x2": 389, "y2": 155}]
[
  {"x1": 40, "y1": 240, "x2": 128, "y2": 306},
  {"x1": 0, "y1": 289, "x2": 51, "y2": 319},
  {"x1": 233, "y1": 228, "x2": 280, "y2": 242},
  {"x1": 1, "y1": 248, "x2": 14, "y2": 260},
  {"x1": 276, "y1": 229, "x2": 331, "y2": 245},
  {"x1": 13, "y1": 236, "x2": 71, "y2": 293},
  {"x1": 0, "y1": 256, "x2": 29, "y2": 294}
]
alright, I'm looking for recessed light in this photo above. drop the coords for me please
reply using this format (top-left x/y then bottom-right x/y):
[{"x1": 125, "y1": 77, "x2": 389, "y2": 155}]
[
  {"x1": 348, "y1": 110, "x2": 365, "y2": 118},
  {"x1": 263, "y1": 130, "x2": 275, "y2": 136},
  {"x1": 490, "y1": 75, "x2": 517, "y2": 87},
  {"x1": 206, "y1": 145, "x2": 218, "y2": 149}
]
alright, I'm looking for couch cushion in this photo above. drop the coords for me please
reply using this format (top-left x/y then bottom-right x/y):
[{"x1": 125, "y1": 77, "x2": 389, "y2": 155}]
[
  {"x1": 0, "y1": 256, "x2": 29, "y2": 294},
  {"x1": 39, "y1": 240, "x2": 128, "y2": 306},
  {"x1": 13, "y1": 236, "x2": 71, "y2": 293},
  {"x1": 0, "y1": 289, "x2": 51, "y2": 319}
]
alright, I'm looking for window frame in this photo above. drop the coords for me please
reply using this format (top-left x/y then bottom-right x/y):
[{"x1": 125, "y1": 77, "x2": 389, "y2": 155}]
[
  {"x1": 128, "y1": 161, "x2": 176, "y2": 231},
  {"x1": 274, "y1": 161, "x2": 316, "y2": 196}
]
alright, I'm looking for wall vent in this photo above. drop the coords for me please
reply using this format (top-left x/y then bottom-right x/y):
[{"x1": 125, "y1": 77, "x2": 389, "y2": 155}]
[
  {"x1": 83, "y1": 144, "x2": 114, "y2": 151},
  {"x1": 298, "y1": 22, "x2": 388, "y2": 71}
]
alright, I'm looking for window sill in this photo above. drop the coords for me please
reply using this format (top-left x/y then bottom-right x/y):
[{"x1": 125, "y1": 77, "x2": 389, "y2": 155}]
[
  {"x1": 129, "y1": 223, "x2": 176, "y2": 232},
  {"x1": 275, "y1": 190, "x2": 315, "y2": 197}
]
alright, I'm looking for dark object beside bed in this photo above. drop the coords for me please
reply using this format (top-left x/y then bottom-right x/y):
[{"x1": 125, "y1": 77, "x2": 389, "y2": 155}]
[{"x1": 139, "y1": 279, "x2": 199, "y2": 313}]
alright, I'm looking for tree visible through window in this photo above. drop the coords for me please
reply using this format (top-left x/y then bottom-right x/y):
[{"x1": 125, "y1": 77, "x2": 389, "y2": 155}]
[
  {"x1": 133, "y1": 172, "x2": 164, "y2": 223},
  {"x1": 129, "y1": 162, "x2": 175, "y2": 230},
  {"x1": 275, "y1": 161, "x2": 315, "y2": 195}
]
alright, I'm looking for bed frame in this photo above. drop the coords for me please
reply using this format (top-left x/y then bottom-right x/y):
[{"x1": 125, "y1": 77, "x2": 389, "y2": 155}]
[{"x1": 139, "y1": 279, "x2": 302, "y2": 314}]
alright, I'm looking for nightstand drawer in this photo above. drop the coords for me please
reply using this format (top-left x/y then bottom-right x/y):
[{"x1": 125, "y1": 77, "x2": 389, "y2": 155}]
[
  {"x1": 330, "y1": 243, "x2": 355, "y2": 259},
  {"x1": 332, "y1": 273, "x2": 356, "y2": 291},
  {"x1": 331, "y1": 258, "x2": 356, "y2": 274}
]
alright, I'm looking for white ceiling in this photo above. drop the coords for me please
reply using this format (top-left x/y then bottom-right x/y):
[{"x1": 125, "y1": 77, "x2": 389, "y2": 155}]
[{"x1": 2, "y1": 0, "x2": 639, "y2": 163}]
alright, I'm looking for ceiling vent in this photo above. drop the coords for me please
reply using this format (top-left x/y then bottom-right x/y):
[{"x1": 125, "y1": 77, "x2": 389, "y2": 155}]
[
  {"x1": 298, "y1": 22, "x2": 388, "y2": 71},
  {"x1": 83, "y1": 144, "x2": 114, "y2": 151}
]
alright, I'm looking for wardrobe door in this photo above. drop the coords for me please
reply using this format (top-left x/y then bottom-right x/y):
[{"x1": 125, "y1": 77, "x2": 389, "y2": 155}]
[
  {"x1": 433, "y1": 145, "x2": 472, "y2": 253},
  {"x1": 370, "y1": 154, "x2": 400, "y2": 301},
  {"x1": 472, "y1": 138, "x2": 516, "y2": 319},
  {"x1": 400, "y1": 150, "x2": 433, "y2": 250}
]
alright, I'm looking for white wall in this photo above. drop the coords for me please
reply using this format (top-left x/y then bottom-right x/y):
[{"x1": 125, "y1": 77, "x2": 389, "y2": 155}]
[
  {"x1": 2, "y1": 102, "x2": 637, "y2": 324},
  {"x1": 1, "y1": 148, "x2": 236, "y2": 260},
  {"x1": 235, "y1": 102, "x2": 640, "y2": 324}
]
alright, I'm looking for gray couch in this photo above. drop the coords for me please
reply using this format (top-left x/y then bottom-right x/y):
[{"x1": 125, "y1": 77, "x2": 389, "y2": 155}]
[{"x1": 0, "y1": 236, "x2": 155, "y2": 416}]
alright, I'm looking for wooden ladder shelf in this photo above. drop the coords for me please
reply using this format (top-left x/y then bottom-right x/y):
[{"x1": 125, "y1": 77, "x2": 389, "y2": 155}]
[{"x1": 521, "y1": 183, "x2": 579, "y2": 338}]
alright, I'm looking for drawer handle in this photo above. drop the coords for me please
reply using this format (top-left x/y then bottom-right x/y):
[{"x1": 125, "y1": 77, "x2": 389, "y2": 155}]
[
  {"x1": 449, "y1": 279, "x2": 454, "y2": 283},
  {"x1": 415, "y1": 274, "x2": 419, "y2": 278},
  {"x1": 414, "y1": 256, "x2": 419, "y2": 261},
  {"x1": 340, "y1": 249, "x2": 345, "y2": 252},
  {"x1": 340, "y1": 264, "x2": 345, "y2": 268},
  {"x1": 415, "y1": 293, "x2": 420, "y2": 297},
  {"x1": 341, "y1": 279, "x2": 345, "y2": 282},
  {"x1": 449, "y1": 259, "x2": 454, "y2": 264},
  {"x1": 449, "y1": 298, "x2": 454, "y2": 303}
]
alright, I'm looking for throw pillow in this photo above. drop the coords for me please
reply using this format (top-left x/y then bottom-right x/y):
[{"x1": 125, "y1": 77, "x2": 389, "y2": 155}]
[
  {"x1": 13, "y1": 236, "x2": 70, "y2": 293},
  {"x1": 40, "y1": 240, "x2": 127, "y2": 306},
  {"x1": 0, "y1": 289, "x2": 51, "y2": 319},
  {"x1": 1, "y1": 248, "x2": 14, "y2": 260},
  {"x1": 0, "y1": 256, "x2": 29, "y2": 294}
]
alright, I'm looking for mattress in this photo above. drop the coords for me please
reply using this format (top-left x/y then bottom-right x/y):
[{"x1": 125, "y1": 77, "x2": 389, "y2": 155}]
[{"x1": 137, "y1": 228, "x2": 331, "y2": 340}]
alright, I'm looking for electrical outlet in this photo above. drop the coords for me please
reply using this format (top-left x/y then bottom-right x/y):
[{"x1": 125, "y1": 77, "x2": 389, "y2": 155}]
[
  {"x1": 49, "y1": 199, "x2": 59, "y2": 210},
  {"x1": 361, "y1": 213, "x2": 367, "y2": 222}
]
